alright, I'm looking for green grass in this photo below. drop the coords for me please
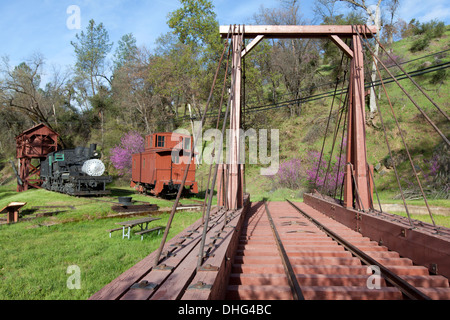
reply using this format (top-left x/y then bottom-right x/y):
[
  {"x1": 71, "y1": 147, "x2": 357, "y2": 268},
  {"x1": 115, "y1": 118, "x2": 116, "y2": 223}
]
[
  {"x1": 388, "y1": 211, "x2": 450, "y2": 228},
  {"x1": 0, "y1": 183, "x2": 202, "y2": 300},
  {"x1": 0, "y1": 183, "x2": 202, "y2": 223},
  {"x1": 376, "y1": 190, "x2": 450, "y2": 208},
  {"x1": 0, "y1": 212, "x2": 201, "y2": 300}
]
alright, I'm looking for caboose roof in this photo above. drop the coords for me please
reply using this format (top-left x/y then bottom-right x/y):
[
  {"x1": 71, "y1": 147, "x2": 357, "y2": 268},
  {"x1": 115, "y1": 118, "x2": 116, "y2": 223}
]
[{"x1": 147, "y1": 132, "x2": 192, "y2": 137}]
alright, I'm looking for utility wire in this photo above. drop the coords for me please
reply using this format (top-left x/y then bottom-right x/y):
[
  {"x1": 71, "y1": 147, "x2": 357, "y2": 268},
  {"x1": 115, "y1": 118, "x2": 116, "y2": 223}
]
[{"x1": 179, "y1": 61, "x2": 449, "y2": 120}]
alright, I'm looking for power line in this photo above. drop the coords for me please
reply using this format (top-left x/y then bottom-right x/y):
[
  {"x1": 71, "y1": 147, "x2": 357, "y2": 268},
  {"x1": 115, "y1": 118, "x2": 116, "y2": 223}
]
[
  {"x1": 183, "y1": 61, "x2": 449, "y2": 118},
  {"x1": 240, "y1": 47, "x2": 450, "y2": 105}
]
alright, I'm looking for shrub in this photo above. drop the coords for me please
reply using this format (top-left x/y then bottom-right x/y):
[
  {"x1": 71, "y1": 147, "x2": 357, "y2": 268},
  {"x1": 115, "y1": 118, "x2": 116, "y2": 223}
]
[
  {"x1": 306, "y1": 150, "x2": 346, "y2": 196},
  {"x1": 272, "y1": 158, "x2": 304, "y2": 189},
  {"x1": 430, "y1": 69, "x2": 447, "y2": 85},
  {"x1": 270, "y1": 138, "x2": 347, "y2": 196},
  {"x1": 412, "y1": 20, "x2": 445, "y2": 38},
  {"x1": 110, "y1": 131, "x2": 145, "y2": 175},
  {"x1": 409, "y1": 19, "x2": 446, "y2": 53},
  {"x1": 410, "y1": 37, "x2": 431, "y2": 53}
]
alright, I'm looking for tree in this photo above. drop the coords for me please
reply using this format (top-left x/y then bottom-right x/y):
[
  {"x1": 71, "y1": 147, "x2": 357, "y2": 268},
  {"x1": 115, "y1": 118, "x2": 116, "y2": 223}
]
[
  {"x1": 164, "y1": 0, "x2": 223, "y2": 120},
  {"x1": 112, "y1": 47, "x2": 163, "y2": 134},
  {"x1": 0, "y1": 54, "x2": 78, "y2": 148},
  {"x1": 89, "y1": 85, "x2": 115, "y2": 151},
  {"x1": 320, "y1": 12, "x2": 366, "y2": 79},
  {"x1": 113, "y1": 33, "x2": 138, "y2": 72},
  {"x1": 253, "y1": 0, "x2": 322, "y2": 116},
  {"x1": 167, "y1": 0, "x2": 220, "y2": 52},
  {"x1": 0, "y1": 54, "x2": 51, "y2": 127},
  {"x1": 383, "y1": 0, "x2": 400, "y2": 47},
  {"x1": 71, "y1": 19, "x2": 113, "y2": 97},
  {"x1": 110, "y1": 131, "x2": 145, "y2": 175},
  {"x1": 315, "y1": 0, "x2": 390, "y2": 115}
]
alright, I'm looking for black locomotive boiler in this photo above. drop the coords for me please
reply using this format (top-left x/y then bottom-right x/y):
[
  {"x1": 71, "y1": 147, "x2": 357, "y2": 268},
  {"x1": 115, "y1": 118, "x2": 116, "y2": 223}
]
[{"x1": 41, "y1": 144, "x2": 112, "y2": 196}]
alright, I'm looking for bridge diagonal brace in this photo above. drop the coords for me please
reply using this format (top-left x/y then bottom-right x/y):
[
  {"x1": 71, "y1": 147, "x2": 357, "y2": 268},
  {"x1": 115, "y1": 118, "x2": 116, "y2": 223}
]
[
  {"x1": 330, "y1": 35, "x2": 353, "y2": 59},
  {"x1": 241, "y1": 35, "x2": 265, "y2": 58}
]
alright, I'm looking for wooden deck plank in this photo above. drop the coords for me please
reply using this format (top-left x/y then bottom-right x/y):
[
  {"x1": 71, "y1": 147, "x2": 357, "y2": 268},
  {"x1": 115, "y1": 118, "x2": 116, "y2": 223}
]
[
  {"x1": 90, "y1": 196, "x2": 250, "y2": 301},
  {"x1": 89, "y1": 212, "x2": 208, "y2": 300},
  {"x1": 181, "y1": 202, "x2": 251, "y2": 300},
  {"x1": 119, "y1": 209, "x2": 226, "y2": 300},
  {"x1": 150, "y1": 210, "x2": 232, "y2": 300}
]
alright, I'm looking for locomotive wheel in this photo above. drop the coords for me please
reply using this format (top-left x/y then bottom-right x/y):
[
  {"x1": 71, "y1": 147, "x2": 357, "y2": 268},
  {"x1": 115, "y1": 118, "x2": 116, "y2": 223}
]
[
  {"x1": 88, "y1": 181, "x2": 98, "y2": 188},
  {"x1": 63, "y1": 183, "x2": 75, "y2": 195},
  {"x1": 51, "y1": 182, "x2": 60, "y2": 192}
]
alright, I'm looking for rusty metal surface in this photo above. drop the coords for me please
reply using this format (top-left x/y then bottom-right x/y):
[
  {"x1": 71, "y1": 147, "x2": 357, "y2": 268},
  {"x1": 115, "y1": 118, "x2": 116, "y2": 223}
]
[
  {"x1": 264, "y1": 201, "x2": 304, "y2": 300},
  {"x1": 304, "y1": 193, "x2": 450, "y2": 280},
  {"x1": 131, "y1": 132, "x2": 198, "y2": 196},
  {"x1": 15, "y1": 123, "x2": 58, "y2": 192},
  {"x1": 227, "y1": 201, "x2": 450, "y2": 300},
  {"x1": 287, "y1": 200, "x2": 431, "y2": 300}
]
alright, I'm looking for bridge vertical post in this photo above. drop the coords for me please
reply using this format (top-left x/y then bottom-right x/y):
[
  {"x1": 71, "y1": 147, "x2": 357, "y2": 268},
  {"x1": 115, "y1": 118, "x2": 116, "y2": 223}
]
[
  {"x1": 344, "y1": 32, "x2": 372, "y2": 210},
  {"x1": 226, "y1": 28, "x2": 245, "y2": 210},
  {"x1": 216, "y1": 164, "x2": 225, "y2": 207}
]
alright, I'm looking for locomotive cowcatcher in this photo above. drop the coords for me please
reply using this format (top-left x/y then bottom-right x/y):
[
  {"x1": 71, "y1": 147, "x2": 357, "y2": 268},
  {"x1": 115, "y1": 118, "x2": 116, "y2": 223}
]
[{"x1": 131, "y1": 132, "x2": 198, "y2": 197}]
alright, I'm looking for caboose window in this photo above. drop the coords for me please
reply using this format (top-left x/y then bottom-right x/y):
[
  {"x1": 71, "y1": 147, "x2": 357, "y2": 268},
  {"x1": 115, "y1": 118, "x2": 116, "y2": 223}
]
[
  {"x1": 157, "y1": 136, "x2": 165, "y2": 147},
  {"x1": 184, "y1": 137, "x2": 191, "y2": 151}
]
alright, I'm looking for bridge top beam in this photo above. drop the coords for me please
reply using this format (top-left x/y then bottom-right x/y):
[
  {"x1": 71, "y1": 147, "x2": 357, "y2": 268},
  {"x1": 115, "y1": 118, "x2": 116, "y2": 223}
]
[{"x1": 220, "y1": 25, "x2": 377, "y2": 39}]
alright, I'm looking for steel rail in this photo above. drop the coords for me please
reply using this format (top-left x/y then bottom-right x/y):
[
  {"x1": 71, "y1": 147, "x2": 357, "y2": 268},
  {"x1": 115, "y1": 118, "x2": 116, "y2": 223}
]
[
  {"x1": 285, "y1": 199, "x2": 432, "y2": 300},
  {"x1": 264, "y1": 202, "x2": 305, "y2": 300}
]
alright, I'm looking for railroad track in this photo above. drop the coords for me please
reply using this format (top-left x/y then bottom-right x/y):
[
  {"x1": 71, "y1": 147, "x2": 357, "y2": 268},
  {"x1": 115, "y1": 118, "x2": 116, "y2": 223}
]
[{"x1": 226, "y1": 201, "x2": 450, "y2": 300}]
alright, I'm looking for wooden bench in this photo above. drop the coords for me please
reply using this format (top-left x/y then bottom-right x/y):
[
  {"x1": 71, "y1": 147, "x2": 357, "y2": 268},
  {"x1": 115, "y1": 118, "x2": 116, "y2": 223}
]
[
  {"x1": 1, "y1": 202, "x2": 27, "y2": 224},
  {"x1": 135, "y1": 226, "x2": 164, "y2": 241},
  {"x1": 108, "y1": 227, "x2": 123, "y2": 238}
]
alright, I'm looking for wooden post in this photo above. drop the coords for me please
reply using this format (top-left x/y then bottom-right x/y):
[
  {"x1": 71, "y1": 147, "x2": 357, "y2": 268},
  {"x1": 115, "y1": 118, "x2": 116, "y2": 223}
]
[
  {"x1": 216, "y1": 164, "x2": 225, "y2": 207},
  {"x1": 344, "y1": 69, "x2": 354, "y2": 208},
  {"x1": 352, "y1": 33, "x2": 370, "y2": 210},
  {"x1": 344, "y1": 32, "x2": 372, "y2": 210},
  {"x1": 227, "y1": 28, "x2": 244, "y2": 210}
]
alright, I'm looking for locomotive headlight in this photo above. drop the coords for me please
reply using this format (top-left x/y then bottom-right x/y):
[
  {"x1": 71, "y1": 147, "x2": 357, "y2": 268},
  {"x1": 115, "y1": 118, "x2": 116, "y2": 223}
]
[{"x1": 82, "y1": 159, "x2": 106, "y2": 177}]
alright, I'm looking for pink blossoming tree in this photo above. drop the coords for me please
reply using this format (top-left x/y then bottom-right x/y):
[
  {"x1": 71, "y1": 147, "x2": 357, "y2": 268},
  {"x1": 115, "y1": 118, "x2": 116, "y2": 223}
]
[{"x1": 110, "y1": 131, "x2": 145, "y2": 175}]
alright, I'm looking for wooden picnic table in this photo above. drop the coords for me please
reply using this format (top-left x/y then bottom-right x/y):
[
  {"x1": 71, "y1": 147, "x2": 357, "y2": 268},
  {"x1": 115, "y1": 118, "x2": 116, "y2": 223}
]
[{"x1": 115, "y1": 217, "x2": 161, "y2": 239}]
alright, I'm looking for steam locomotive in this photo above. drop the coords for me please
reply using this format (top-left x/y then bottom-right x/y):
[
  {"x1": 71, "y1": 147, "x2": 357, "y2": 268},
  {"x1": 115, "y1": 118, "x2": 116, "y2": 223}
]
[{"x1": 41, "y1": 144, "x2": 112, "y2": 196}]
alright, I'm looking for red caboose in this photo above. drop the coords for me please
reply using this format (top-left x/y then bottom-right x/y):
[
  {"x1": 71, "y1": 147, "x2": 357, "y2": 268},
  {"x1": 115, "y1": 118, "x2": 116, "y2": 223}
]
[{"x1": 131, "y1": 132, "x2": 198, "y2": 197}]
